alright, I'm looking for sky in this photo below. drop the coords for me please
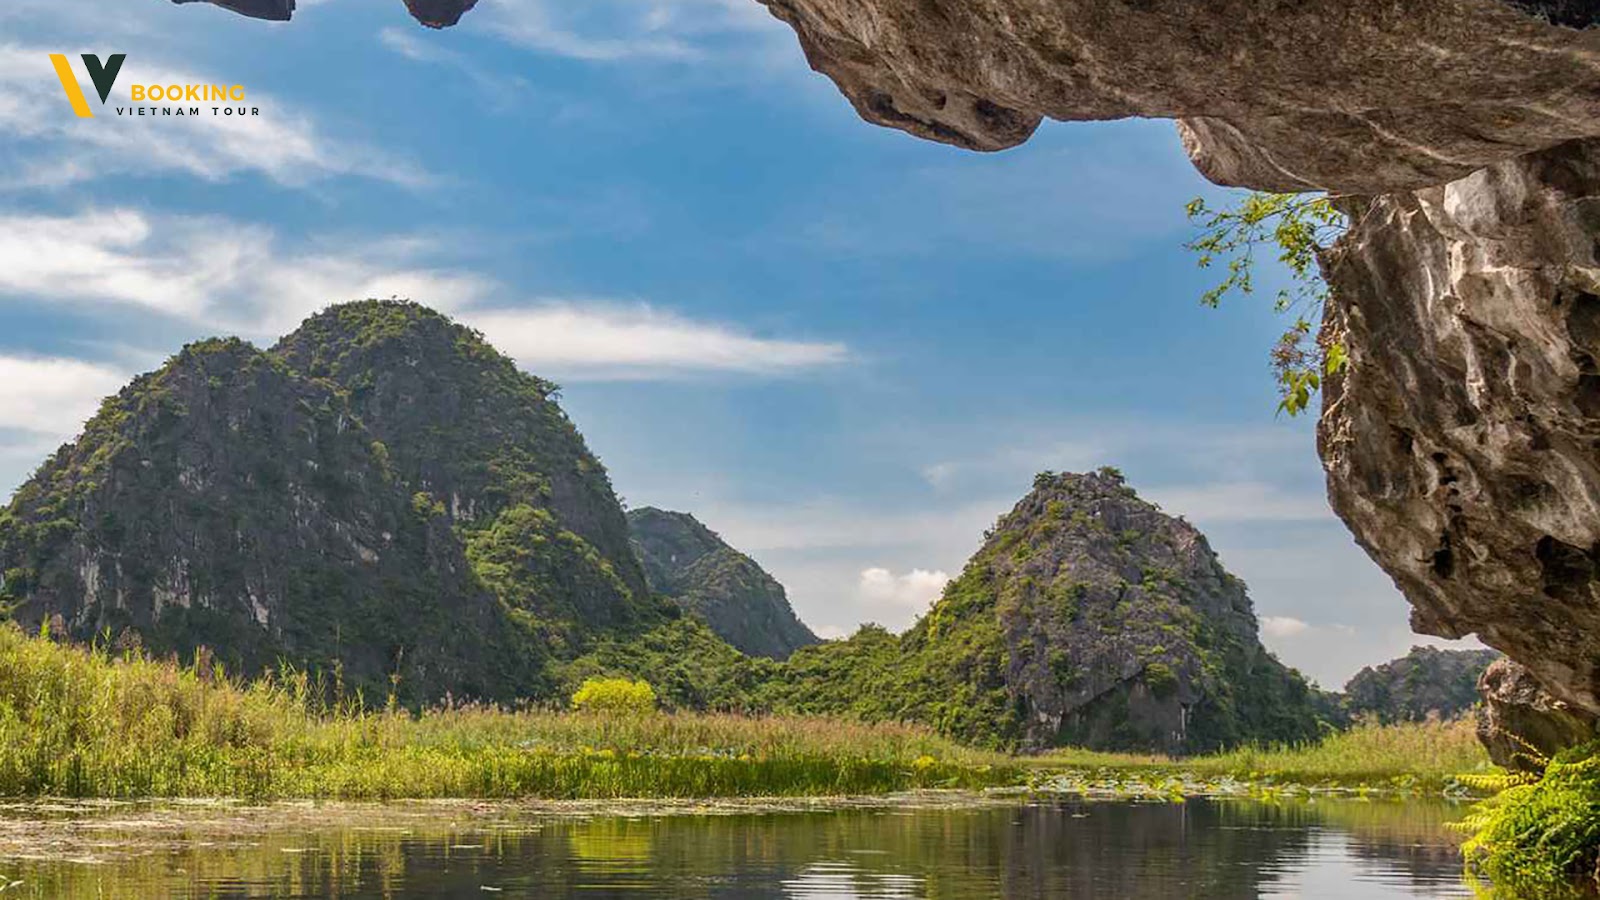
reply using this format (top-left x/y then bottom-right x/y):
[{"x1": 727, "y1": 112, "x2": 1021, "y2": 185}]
[{"x1": 0, "y1": 0, "x2": 1483, "y2": 688}]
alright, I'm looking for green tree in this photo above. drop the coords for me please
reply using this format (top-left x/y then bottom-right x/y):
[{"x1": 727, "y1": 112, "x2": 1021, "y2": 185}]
[{"x1": 1184, "y1": 192, "x2": 1348, "y2": 415}]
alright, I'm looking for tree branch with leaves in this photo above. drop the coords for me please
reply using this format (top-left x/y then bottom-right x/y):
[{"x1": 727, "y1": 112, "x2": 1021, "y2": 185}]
[{"x1": 1185, "y1": 193, "x2": 1348, "y2": 415}]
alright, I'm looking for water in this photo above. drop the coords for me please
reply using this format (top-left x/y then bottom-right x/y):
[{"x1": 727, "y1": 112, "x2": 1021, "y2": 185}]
[{"x1": 0, "y1": 795, "x2": 1487, "y2": 898}]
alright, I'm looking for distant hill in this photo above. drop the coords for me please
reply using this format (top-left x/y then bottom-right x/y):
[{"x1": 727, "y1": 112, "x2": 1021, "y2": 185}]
[
  {"x1": 0, "y1": 300, "x2": 665, "y2": 702},
  {"x1": 768, "y1": 469, "x2": 1325, "y2": 753},
  {"x1": 1341, "y1": 646, "x2": 1501, "y2": 722},
  {"x1": 627, "y1": 508, "x2": 818, "y2": 660}
]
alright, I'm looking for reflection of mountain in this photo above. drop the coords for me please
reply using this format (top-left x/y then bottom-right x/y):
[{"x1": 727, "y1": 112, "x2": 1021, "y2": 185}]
[{"x1": 4, "y1": 799, "x2": 1479, "y2": 899}]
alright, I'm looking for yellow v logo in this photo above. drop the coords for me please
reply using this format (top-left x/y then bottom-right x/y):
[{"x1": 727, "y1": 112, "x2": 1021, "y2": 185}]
[
  {"x1": 50, "y1": 54, "x2": 125, "y2": 119},
  {"x1": 50, "y1": 55, "x2": 93, "y2": 118}
]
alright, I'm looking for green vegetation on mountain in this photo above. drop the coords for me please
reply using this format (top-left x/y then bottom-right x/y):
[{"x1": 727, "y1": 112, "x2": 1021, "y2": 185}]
[
  {"x1": 769, "y1": 469, "x2": 1325, "y2": 753},
  {"x1": 560, "y1": 615, "x2": 778, "y2": 712},
  {"x1": 0, "y1": 301, "x2": 663, "y2": 704},
  {"x1": 1341, "y1": 645, "x2": 1500, "y2": 724},
  {"x1": 627, "y1": 507, "x2": 818, "y2": 659}
]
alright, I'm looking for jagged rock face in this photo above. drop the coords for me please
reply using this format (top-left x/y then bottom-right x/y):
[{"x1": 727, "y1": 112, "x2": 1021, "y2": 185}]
[
  {"x1": 0, "y1": 301, "x2": 657, "y2": 699},
  {"x1": 627, "y1": 507, "x2": 818, "y2": 660},
  {"x1": 793, "y1": 470, "x2": 1321, "y2": 753},
  {"x1": 0, "y1": 337, "x2": 538, "y2": 701},
  {"x1": 1477, "y1": 658, "x2": 1598, "y2": 772},
  {"x1": 1342, "y1": 646, "x2": 1501, "y2": 724},
  {"x1": 943, "y1": 471, "x2": 1320, "y2": 752},
  {"x1": 758, "y1": 0, "x2": 1600, "y2": 193},
  {"x1": 172, "y1": 0, "x2": 292, "y2": 21},
  {"x1": 272, "y1": 302, "x2": 652, "y2": 637},
  {"x1": 1319, "y1": 140, "x2": 1600, "y2": 715}
]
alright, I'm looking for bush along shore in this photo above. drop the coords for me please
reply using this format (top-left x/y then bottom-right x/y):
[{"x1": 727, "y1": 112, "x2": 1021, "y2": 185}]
[{"x1": 1455, "y1": 742, "x2": 1600, "y2": 894}]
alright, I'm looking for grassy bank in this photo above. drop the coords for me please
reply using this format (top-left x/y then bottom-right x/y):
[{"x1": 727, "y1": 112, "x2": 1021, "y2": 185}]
[
  {"x1": 0, "y1": 625, "x2": 1494, "y2": 801},
  {"x1": 1031, "y1": 718, "x2": 1491, "y2": 794},
  {"x1": 0, "y1": 625, "x2": 1013, "y2": 799}
]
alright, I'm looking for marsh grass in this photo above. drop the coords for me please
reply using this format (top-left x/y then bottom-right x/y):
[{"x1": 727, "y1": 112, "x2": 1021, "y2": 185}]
[
  {"x1": 0, "y1": 625, "x2": 1012, "y2": 799},
  {"x1": 0, "y1": 625, "x2": 1494, "y2": 802},
  {"x1": 1033, "y1": 718, "x2": 1491, "y2": 794}
]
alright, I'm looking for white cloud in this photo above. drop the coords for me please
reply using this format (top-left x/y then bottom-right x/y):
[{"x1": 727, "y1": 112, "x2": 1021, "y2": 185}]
[
  {"x1": 0, "y1": 44, "x2": 422, "y2": 189},
  {"x1": 0, "y1": 208, "x2": 850, "y2": 380},
  {"x1": 856, "y1": 567, "x2": 950, "y2": 614},
  {"x1": 462, "y1": 304, "x2": 848, "y2": 379},
  {"x1": 1261, "y1": 616, "x2": 1311, "y2": 639},
  {"x1": 0, "y1": 208, "x2": 491, "y2": 336},
  {"x1": 0, "y1": 355, "x2": 127, "y2": 437}
]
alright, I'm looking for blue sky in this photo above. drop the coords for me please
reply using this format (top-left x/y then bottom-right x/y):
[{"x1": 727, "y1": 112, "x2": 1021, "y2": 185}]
[{"x1": 0, "y1": 0, "x2": 1480, "y2": 687}]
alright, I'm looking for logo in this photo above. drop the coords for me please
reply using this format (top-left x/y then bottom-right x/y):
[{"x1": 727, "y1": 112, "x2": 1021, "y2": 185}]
[
  {"x1": 49, "y1": 54, "x2": 257, "y2": 119},
  {"x1": 50, "y1": 53, "x2": 125, "y2": 119}
]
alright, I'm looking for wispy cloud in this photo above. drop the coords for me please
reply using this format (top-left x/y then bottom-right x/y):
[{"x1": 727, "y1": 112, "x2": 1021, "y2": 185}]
[
  {"x1": 475, "y1": 0, "x2": 782, "y2": 63},
  {"x1": 0, "y1": 208, "x2": 491, "y2": 336},
  {"x1": 0, "y1": 207, "x2": 850, "y2": 380},
  {"x1": 0, "y1": 355, "x2": 128, "y2": 437},
  {"x1": 856, "y1": 567, "x2": 949, "y2": 616},
  {"x1": 377, "y1": 27, "x2": 538, "y2": 112},
  {"x1": 1142, "y1": 481, "x2": 1331, "y2": 524},
  {"x1": 912, "y1": 421, "x2": 1324, "y2": 524},
  {"x1": 1262, "y1": 616, "x2": 1311, "y2": 639},
  {"x1": 0, "y1": 44, "x2": 424, "y2": 190},
  {"x1": 463, "y1": 303, "x2": 848, "y2": 379}
]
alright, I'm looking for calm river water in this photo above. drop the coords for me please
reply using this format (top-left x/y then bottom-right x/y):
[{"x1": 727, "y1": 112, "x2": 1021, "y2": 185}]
[{"x1": 0, "y1": 795, "x2": 1500, "y2": 898}]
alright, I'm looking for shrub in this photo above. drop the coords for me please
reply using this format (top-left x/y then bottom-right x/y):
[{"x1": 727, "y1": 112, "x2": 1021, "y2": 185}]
[
  {"x1": 571, "y1": 677, "x2": 657, "y2": 715},
  {"x1": 1459, "y1": 742, "x2": 1600, "y2": 892}
]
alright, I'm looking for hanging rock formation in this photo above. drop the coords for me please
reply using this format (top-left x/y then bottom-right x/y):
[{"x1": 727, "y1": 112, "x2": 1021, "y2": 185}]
[
  {"x1": 1477, "y1": 658, "x2": 1599, "y2": 772},
  {"x1": 172, "y1": 0, "x2": 293, "y2": 21},
  {"x1": 1319, "y1": 141, "x2": 1600, "y2": 716},
  {"x1": 754, "y1": 0, "x2": 1600, "y2": 193},
  {"x1": 172, "y1": 0, "x2": 476, "y2": 28}
]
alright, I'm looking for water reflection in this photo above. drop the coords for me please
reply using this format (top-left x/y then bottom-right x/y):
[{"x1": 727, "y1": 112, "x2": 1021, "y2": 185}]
[{"x1": 0, "y1": 796, "x2": 1499, "y2": 898}]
